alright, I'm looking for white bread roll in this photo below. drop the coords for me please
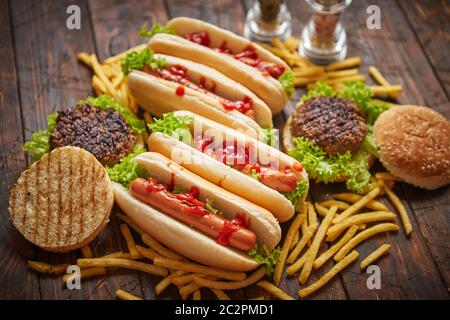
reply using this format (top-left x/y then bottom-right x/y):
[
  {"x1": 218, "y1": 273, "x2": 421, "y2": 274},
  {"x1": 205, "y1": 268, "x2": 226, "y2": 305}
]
[
  {"x1": 150, "y1": 19, "x2": 290, "y2": 113},
  {"x1": 148, "y1": 111, "x2": 309, "y2": 222},
  {"x1": 128, "y1": 70, "x2": 261, "y2": 136},
  {"x1": 113, "y1": 152, "x2": 282, "y2": 271}
]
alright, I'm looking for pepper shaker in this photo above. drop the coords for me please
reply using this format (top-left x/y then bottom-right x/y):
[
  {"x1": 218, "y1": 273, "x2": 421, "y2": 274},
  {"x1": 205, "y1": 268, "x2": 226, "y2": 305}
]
[
  {"x1": 300, "y1": 0, "x2": 352, "y2": 64},
  {"x1": 244, "y1": 0, "x2": 292, "y2": 42}
]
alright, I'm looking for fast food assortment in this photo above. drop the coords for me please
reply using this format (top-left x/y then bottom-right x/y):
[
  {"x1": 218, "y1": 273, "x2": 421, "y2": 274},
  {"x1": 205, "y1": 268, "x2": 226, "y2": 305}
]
[{"x1": 8, "y1": 17, "x2": 450, "y2": 300}]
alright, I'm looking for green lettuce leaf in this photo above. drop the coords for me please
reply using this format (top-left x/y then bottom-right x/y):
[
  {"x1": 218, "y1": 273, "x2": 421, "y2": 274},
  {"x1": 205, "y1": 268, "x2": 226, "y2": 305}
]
[
  {"x1": 122, "y1": 48, "x2": 166, "y2": 75},
  {"x1": 139, "y1": 23, "x2": 174, "y2": 38},
  {"x1": 248, "y1": 245, "x2": 281, "y2": 277},
  {"x1": 171, "y1": 184, "x2": 188, "y2": 194},
  {"x1": 289, "y1": 137, "x2": 372, "y2": 193},
  {"x1": 362, "y1": 127, "x2": 379, "y2": 158},
  {"x1": 23, "y1": 112, "x2": 59, "y2": 162},
  {"x1": 278, "y1": 69, "x2": 295, "y2": 97},
  {"x1": 148, "y1": 113, "x2": 193, "y2": 145},
  {"x1": 81, "y1": 95, "x2": 146, "y2": 134},
  {"x1": 205, "y1": 198, "x2": 224, "y2": 217},
  {"x1": 280, "y1": 179, "x2": 308, "y2": 211},
  {"x1": 250, "y1": 169, "x2": 260, "y2": 181},
  {"x1": 339, "y1": 80, "x2": 372, "y2": 110},
  {"x1": 262, "y1": 128, "x2": 279, "y2": 148},
  {"x1": 106, "y1": 147, "x2": 148, "y2": 188},
  {"x1": 364, "y1": 100, "x2": 390, "y2": 125},
  {"x1": 302, "y1": 81, "x2": 336, "y2": 101}
]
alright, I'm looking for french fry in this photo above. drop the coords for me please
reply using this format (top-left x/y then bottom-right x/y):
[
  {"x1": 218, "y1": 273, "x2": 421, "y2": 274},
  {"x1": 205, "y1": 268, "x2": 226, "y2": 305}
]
[
  {"x1": 384, "y1": 186, "x2": 413, "y2": 235},
  {"x1": 301, "y1": 211, "x2": 311, "y2": 247},
  {"x1": 211, "y1": 289, "x2": 231, "y2": 300},
  {"x1": 299, "y1": 206, "x2": 338, "y2": 284},
  {"x1": 103, "y1": 44, "x2": 147, "y2": 64},
  {"x1": 286, "y1": 247, "x2": 308, "y2": 275},
  {"x1": 102, "y1": 65, "x2": 117, "y2": 78},
  {"x1": 193, "y1": 290, "x2": 202, "y2": 300},
  {"x1": 92, "y1": 75, "x2": 107, "y2": 93},
  {"x1": 256, "y1": 281, "x2": 295, "y2": 300},
  {"x1": 191, "y1": 267, "x2": 266, "y2": 290},
  {"x1": 333, "y1": 187, "x2": 380, "y2": 224},
  {"x1": 115, "y1": 289, "x2": 143, "y2": 300},
  {"x1": 294, "y1": 76, "x2": 326, "y2": 87},
  {"x1": 172, "y1": 274, "x2": 202, "y2": 287},
  {"x1": 308, "y1": 202, "x2": 318, "y2": 227},
  {"x1": 111, "y1": 72, "x2": 124, "y2": 88},
  {"x1": 326, "y1": 211, "x2": 397, "y2": 240},
  {"x1": 287, "y1": 223, "x2": 317, "y2": 264},
  {"x1": 143, "y1": 111, "x2": 153, "y2": 124},
  {"x1": 90, "y1": 54, "x2": 121, "y2": 102},
  {"x1": 155, "y1": 270, "x2": 186, "y2": 295},
  {"x1": 63, "y1": 267, "x2": 106, "y2": 283},
  {"x1": 299, "y1": 250, "x2": 359, "y2": 298},
  {"x1": 77, "y1": 52, "x2": 91, "y2": 67},
  {"x1": 319, "y1": 200, "x2": 350, "y2": 210},
  {"x1": 324, "y1": 74, "x2": 366, "y2": 86},
  {"x1": 293, "y1": 67, "x2": 324, "y2": 78},
  {"x1": 360, "y1": 244, "x2": 391, "y2": 270},
  {"x1": 368, "y1": 66, "x2": 399, "y2": 99},
  {"x1": 180, "y1": 282, "x2": 202, "y2": 300},
  {"x1": 98, "y1": 251, "x2": 128, "y2": 259},
  {"x1": 51, "y1": 264, "x2": 70, "y2": 274},
  {"x1": 314, "y1": 225, "x2": 359, "y2": 269},
  {"x1": 81, "y1": 245, "x2": 94, "y2": 258},
  {"x1": 250, "y1": 296, "x2": 265, "y2": 300},
  {"x1": 116, "y1": 213, "x2": 144, "y2": 235},
  {"x1": 120, "y1": 223, "x2": 140, "y2": 259},
  {"x1": 77, "y1": 258, "x2": 168, "y2": 277},
  {"x1": 28, "y1": 261, "x2": 52, "y2": 273},
  {"x1": 153, "y1": 256, "x2": 246, "y2": 281},
  {"x1": 142, "y1": 234, "x2": 183, "y2": 260},
  {"x1": 273, "y1": 202, "x2": 308, "y2": 286},
  {"x1": 325, "y1": 56, "x2": 361, "y2": 71},
  {"x1": 290, "y1": 230, "x2": 300, "y2": 251},
  {"x1": 375, "y1": 172, "x2": 399, "y2": 181},
  {"x1": 284, "y1": 36, "x2": 300, "y2": 51},
  {"x1": 135, "y1": 245, "x2": 160, "y2": 261},
  {"x1": 334, "y1": 193, "x2": 389, "y2": 211},
  {"x1": 334, "y1": 223, "x2": 399, "y2": 261},
  {"x1": 325, "y1": 68, "x2": 359, "y2": 78},
  {"x1": 369, "y1": 85, "x2": 402, "y2": 97},
  {"x1": 314, "y1": 202, "x2": 329, "y2": 217}
]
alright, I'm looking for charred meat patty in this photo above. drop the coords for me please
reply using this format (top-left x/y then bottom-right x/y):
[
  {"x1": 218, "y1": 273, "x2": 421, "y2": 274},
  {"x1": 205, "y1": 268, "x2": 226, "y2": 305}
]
[
  {"x1": 291, "y1": 97, "x2": 367, "y2": 155},
  {"x1": 50, "y1": 103, "x2": 136, "y2": 166}
]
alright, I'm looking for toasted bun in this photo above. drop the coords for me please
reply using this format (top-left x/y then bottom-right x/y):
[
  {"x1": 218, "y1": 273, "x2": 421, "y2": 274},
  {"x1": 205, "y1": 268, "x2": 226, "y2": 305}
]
[
  {"x1": 283, "y1": 114, "x2": 375, "y2": 183},
  {"x1": 128, "y1": 70, "x2": 261, "y2": 136},
  {"x1": 155, "y1": 54, "x2": 273, "y2": 128},
  {"x1": 149, "y1": 33, "x2": 289, "y2": 114},
  {"x1": 133, "y1": 152, "x2": 281, "y2": 250},
  {"x1": 374, "y1": 105, "x2": 450, "y2": 190},
  {"x1": 148, "y1": 111, "x2": 309, "y2": 222},
  {"x1": 9, "y1": 146, "x2": 113, "y2": 252}
]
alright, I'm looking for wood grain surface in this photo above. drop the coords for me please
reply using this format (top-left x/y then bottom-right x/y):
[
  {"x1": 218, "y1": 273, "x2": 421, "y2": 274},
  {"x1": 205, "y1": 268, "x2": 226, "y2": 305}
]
[{"x1": 0, "y1": 0, "x2": 448, "y2": 300}]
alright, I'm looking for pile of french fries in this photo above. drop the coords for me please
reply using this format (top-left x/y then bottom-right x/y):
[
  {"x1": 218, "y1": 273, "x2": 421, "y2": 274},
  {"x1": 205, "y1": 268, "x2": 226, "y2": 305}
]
[
  {"x1": 272, "y1": 172, "x2": 412, "y2": 298},
  {"x1": 259, "y1": 37, "x2": 403, "y2": 98}
]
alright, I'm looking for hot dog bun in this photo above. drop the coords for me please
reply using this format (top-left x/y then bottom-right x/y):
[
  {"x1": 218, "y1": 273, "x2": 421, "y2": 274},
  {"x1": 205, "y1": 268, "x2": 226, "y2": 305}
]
[
  {"x1": 128, "y1": 54, "x2": 273, "y2": 129},
  {"x1": 149, "y1": 18, "x2": 290, "y2": 114},
  {"x1": 9, "y1": 146, "x2": 113, "y2": 252},
  {"x1": 113, "y1": 152, "x2": 282, "y2": 271},
  {"x1": 148, "y1": 111, "x2": 309, "y2": 222}
]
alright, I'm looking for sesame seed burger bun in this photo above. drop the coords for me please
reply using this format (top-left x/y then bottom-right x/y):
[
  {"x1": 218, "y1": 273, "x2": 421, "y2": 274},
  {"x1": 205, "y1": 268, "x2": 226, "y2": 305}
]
[{"x1": 374, "y1": 105, "x2": 450, "y2": 190}]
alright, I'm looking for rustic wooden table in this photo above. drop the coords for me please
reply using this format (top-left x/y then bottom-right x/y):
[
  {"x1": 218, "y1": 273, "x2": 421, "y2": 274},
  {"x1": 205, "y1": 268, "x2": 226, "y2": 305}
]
[{"x1": 0, "y1": 0, "x2": 449, "y2": 300}]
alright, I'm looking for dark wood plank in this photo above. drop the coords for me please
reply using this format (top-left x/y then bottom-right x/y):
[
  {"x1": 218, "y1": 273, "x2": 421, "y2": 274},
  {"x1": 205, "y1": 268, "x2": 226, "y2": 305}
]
[
  {"x1": 87, "y1": 0, "x2": 172, "y2": 300},
  {"x1": 9, "y1": 0, "x2": 102, "y2": 299},
  {"x1": 398, "y1": 0, "x2": 450, "y2": 98},
  {"x1": 0, "y1": 0, "x2": 40, "y2": 299}
]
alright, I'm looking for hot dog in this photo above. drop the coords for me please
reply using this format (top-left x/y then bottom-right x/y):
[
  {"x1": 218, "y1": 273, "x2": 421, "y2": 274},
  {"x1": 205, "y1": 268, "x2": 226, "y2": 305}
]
[
  {"x1": 147, "y1": 111, "x2": 309, "y2": 222},
  {"x1": 112, "y1": 152, "x2": 282, "y2": 271},
  {"x1": 124, "y1": 49, "x2": 273, "y2": 135},
  {"x1": 148, "y1": 17, "x2": 294, "y2": 114}
]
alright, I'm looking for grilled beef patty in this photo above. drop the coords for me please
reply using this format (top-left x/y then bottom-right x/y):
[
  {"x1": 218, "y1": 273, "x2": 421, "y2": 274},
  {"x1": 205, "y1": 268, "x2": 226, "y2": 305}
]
[
  {"x1": 50, "y1": 103, "x2": 136, "y2": 166},
  {"x1": 290, "y1": 97, "x2": 367, "y2": 155}
]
